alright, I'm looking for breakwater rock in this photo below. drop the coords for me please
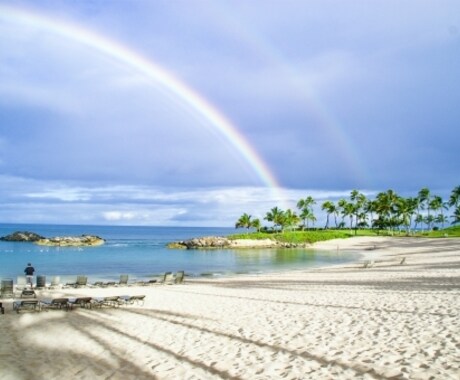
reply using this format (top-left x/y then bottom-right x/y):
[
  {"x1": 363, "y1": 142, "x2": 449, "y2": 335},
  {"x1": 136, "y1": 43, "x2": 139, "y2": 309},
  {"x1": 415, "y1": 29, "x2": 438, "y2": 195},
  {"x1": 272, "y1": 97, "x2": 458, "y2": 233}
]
[
  {"x1": 36, "y1": 235, "x2": 105, "y2": 247},
  {"x1": 0, "y1": 231, "x2": 45, "y2": 242},
  {"x1": 168, "y1": 236, "x2": 232, "y2": 249},
  {"x1": 167, "y1": 236, "x2": 309, "y2": 249}
]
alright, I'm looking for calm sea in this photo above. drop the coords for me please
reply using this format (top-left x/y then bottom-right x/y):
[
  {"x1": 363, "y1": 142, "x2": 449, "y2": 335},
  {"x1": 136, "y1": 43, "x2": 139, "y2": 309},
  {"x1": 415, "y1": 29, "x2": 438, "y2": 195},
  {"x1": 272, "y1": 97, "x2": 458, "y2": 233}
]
[{"x1": 0, "y1": 224, "x2": 359, "y2": 283}]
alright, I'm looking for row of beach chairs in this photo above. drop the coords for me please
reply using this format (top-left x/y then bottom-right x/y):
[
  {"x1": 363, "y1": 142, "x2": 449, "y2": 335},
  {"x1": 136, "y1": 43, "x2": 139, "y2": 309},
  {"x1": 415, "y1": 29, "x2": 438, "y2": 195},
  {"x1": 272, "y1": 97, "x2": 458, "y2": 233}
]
[
  {"x1": 13, "y1": 295, "x2": 146, "y2": 313},
  {"x1": 1, "y1": 271, "x2": 185, "y2": 295}
]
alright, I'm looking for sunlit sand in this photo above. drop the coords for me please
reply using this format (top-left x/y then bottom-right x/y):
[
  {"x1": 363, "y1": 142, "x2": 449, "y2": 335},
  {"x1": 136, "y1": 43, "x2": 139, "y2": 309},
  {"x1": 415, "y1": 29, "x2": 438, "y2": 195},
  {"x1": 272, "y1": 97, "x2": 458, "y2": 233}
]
[{"x1": 1, "y1": 237, "x2": 459, "y2": 379}]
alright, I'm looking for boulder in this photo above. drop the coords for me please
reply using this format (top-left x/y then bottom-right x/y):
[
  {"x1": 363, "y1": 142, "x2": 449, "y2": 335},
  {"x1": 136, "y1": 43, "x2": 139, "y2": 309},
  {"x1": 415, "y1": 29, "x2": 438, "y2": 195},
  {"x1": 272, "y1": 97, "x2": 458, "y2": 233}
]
[
  {"x1": 168, "y1": 236, "x2": 232, "y2": 249},
  {"x1": 35, "y1": 235, "x2": 105, "y2": 247},
  {"x1": 167, "y1": 236, "x2": 304, "y2": 249},
  {"x1": 0, "y1": 231, "x2": 45, "y2": 242}
]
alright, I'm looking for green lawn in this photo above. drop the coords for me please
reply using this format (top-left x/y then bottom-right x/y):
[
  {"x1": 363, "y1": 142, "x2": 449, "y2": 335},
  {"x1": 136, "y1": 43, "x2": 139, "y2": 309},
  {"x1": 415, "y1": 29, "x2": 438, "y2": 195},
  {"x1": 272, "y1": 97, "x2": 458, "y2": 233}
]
[{"x1": 229, "y1": 225, "x2": 460, "y2": 244}]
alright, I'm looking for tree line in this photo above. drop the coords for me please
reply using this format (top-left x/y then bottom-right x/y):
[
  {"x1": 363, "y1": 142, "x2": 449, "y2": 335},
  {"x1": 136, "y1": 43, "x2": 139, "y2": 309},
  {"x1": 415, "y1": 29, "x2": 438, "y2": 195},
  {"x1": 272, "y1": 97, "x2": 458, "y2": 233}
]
[{"x1": 235, "y1": 186, "x2": 460, "y2": 234}]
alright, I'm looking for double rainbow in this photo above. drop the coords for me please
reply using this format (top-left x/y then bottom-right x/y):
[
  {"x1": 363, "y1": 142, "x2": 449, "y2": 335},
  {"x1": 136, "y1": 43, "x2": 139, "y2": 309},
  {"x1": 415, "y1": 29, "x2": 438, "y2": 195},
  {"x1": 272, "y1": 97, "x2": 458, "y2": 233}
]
[{"x1": 0, "y1": 4, "x2": 289, "y2": 203}]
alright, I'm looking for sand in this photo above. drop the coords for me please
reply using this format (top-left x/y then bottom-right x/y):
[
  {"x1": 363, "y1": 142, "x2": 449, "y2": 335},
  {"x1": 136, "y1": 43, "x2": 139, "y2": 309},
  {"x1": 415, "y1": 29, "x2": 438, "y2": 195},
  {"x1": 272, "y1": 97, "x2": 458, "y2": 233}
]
[{"x1": 0, "y1": 236, "x2": 459, "y2": 379}]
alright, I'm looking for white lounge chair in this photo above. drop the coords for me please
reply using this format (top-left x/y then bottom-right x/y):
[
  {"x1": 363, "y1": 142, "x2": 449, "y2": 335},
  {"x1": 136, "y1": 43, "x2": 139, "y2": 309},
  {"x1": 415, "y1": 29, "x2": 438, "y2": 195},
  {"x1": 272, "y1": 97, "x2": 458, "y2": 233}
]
[
  {"x1": 16, "y1": 276, "x2": 28, "y2": 291},
  {"x1": 48, "y1": 276, "x2": 61, "y2": 289}
]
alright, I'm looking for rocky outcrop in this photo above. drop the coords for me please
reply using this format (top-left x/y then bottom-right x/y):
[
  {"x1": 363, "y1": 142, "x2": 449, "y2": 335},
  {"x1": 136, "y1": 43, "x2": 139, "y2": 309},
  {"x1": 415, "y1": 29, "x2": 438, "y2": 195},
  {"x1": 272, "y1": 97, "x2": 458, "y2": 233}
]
[
  {"x1": 168, "y1": 236, "x2": 232, "y2": 249},
  {"x1": 0, "y1": 231, "x2": 45, "y2": 242},
  {"x1": 167, "y1": 236, "x2": 308, "y2": 249},
  {"x1": 35, "y1": 235, "x2": 105, "y2": 247}
]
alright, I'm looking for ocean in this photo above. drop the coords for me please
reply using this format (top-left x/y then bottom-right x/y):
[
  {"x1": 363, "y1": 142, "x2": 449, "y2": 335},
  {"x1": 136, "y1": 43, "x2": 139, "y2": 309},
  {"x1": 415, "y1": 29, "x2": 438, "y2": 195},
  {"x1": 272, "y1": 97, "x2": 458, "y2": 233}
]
[{"x1": 0, "y1": 224, "x2": 359, "y2": 283}]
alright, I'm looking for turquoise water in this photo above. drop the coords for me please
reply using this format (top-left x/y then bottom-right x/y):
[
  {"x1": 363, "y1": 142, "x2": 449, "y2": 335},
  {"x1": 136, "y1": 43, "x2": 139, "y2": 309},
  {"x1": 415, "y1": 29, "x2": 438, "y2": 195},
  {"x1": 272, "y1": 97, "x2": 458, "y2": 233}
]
[{"x1": 0, "y1": 224, "x2": 359, "y2": 283}]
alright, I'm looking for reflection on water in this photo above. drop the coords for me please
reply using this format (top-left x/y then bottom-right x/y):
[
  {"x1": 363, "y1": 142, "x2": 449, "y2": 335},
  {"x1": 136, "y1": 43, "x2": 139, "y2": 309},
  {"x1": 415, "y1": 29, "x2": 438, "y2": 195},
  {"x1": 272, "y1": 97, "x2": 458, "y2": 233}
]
[{"x1": 196, "y1": 247, "x2": 358, "y2": 276}]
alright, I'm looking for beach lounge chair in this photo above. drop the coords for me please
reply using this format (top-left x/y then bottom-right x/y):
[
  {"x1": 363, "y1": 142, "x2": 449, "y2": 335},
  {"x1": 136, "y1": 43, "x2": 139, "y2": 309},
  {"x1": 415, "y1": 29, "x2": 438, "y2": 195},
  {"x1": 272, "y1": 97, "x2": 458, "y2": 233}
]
[
  {"x1": 48, "y1": 276, "x2": 61, "y2": 289},
  {"x1": 65, "y1": 276, "x2": 88, "y2": 288},
  {"x1": 175, "y1": 271, "x2": 185, "y2": 284},
  {"x1": 13, "y1": 299, "x2": 41, "y2": 313},
  {"x1": 91, "y1": 281, "x2": 104, "y2": 287},
  {"x1": 64, "y1": 277, "x2": 76, "y2": 288},
  {"x1": 157, "y1": 272, "x2": 172, "y2": 284},
  {"x1": 75, "y1": 276, "x2": 88, "y2": 288},
  {"x1": 400, "y1": 257, "x2": 406, "y2": 265},
  {"x1": 68, "y1": 297, "x2": 93, "y2": 309},
  {"x1": 119, "y1": 295, "x2": 146, "y2": 306},
  {"x1": 42, "y1": 298, "x2": 69, "y2": 310},
  {"x1": 16, "y1": 276, "x2": 28, "y2": 291},
  {"x1": 0, "y1": 279, "x2": 15, "y2": 298},
  {"x1": 164, "y1": 272, "x2": 175, "y2": 285},
  {"x1": 64, "y1": 276, "x2": 82, "y2": 288},
  {"x1": 118, "y1": 274, "x2": 129, "y2": 286},
  {"x1": 103, "y1": 281, "x2": 116, "y2": 287},
  {"x1": 36, "y1": 275, "x2": 46, "y2": 288},
  {"x1": 20, "y1": 289, "x2": 37, "y2": 298},
  {"x1": 100, "y1": 296, "x2": 123, "y2": 307}
]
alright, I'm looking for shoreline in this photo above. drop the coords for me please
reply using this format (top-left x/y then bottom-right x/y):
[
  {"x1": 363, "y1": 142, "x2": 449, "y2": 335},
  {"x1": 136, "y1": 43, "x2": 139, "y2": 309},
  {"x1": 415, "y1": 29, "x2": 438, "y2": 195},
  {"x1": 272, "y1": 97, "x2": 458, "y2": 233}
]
[{"x1": 1, "y1": 236, "x2": 459, "y2": 379}]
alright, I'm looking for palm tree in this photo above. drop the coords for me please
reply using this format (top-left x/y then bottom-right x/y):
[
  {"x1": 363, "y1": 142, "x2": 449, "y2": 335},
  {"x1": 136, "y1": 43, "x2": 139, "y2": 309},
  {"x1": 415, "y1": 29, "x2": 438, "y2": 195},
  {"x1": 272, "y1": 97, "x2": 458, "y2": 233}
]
[
  {"x1": 429, "y1": 195, "x2": 442, "y2": 219},
  {"x1": 425, "y1": 214, "x2": 436, "y2": 231},
  {"x1": 418, "y1": 187, "x2": 431, "y2": 228},
  {"x1": 431, "y1": 195, "x2": 449, "y2": 229},
  {"x1": 406, "y1": 197, "x2": 419, "y2": 232},
  {"x1": 350, "y1": 190, "x2": 367, "y2": 234},
  {"x1": 235, "y1": 213, "x2": 253, "y2": 233},
  {"x1": 414, "y1": 213, "x2": 424, "y2": 231},
  {"x1": 451, "y1": 205, "x2": 460, "y2": 225},
  {"x1": 321, "y1": 201, "x2": 336, "y2": 229},
  {"x1": 449, "y1": 186, "x2": 460, "y2": 208},
  {"x1": 448, "y1": 186, "x2": 460, "y2": 226},
  {"x1": 435, "y1": 214, "x2": 448, "y2": 229},
  {"x1": 264, "y1": 207, "x2": 285, "y2": 232},
  {"x1": 341, "y1": 202, "x2": 355, "y2": 230},
  {"x1": 297, "y1": 196, "x2": 316, "y2": 212},
  {"x1": 395, "y1": 197, "x2": 412, "y2": 234},
  {"x1": 337, "y1": 198, "x2": 348, "y2": 228},
  {"x1": 356, "y1": 211, "x2": 369, "y2": 229},
  {"x1": 251, "y1": 218, "x2": 261, "y2": 232},
  {"x1": 363, "y1": 199, "x2": 377, "y2": 229},
  {"x1": 375, "y1": 190, "x2": 399, "y2": 233},
  {"x1": 297, "y1": 196, "x2": 316, "y2": 230},
  {"x1": 283, "y1": 209, "x2": 300, "y2": 231}
]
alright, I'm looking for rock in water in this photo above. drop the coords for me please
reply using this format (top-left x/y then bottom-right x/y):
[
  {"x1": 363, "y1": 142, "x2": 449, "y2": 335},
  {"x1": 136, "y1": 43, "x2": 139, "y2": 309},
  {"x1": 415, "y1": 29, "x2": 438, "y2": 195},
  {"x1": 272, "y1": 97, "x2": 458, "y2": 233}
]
[
  {"x1": 168, "y1": 236, "x2": 231, "y2": 249},
  {"x1": 35, "y1": 235, "x2": 105, "y2": 247},
  {"x1": 0, "y1": 231, "x2": 45, "y2": 242}
]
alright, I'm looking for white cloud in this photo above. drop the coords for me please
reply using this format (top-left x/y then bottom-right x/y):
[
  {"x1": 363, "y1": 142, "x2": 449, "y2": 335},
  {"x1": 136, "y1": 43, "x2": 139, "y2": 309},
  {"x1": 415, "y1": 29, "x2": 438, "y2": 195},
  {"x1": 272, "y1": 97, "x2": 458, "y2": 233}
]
[{"x1": 0, "y1": 174, "x2": 362, "y2": 226}]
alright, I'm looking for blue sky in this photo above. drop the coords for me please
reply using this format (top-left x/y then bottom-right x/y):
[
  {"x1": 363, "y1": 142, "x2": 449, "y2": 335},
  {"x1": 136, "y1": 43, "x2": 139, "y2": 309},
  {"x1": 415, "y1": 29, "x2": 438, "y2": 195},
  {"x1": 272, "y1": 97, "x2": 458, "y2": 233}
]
[{"x1": 0, "y1": 0, "x2": 459, "y2": 226}]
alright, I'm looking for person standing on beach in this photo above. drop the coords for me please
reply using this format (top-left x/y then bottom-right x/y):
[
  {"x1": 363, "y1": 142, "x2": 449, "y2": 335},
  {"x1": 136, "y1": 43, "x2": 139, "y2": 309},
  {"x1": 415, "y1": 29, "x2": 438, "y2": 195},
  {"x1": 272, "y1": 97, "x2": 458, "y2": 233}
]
[{"x1": 24, "y1": 263, "x2": 35, "y2": 288}]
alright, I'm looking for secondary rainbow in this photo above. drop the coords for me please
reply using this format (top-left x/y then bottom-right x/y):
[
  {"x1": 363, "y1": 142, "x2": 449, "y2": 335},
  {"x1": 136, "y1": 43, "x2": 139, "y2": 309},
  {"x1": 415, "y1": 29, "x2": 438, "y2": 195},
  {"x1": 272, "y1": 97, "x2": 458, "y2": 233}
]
[
  {"x1": 211, "y1": 2, "x2": 368, "y2": 183},
  {"x1": 0, "y1": 4, "x2": 289, "y2": 203}
]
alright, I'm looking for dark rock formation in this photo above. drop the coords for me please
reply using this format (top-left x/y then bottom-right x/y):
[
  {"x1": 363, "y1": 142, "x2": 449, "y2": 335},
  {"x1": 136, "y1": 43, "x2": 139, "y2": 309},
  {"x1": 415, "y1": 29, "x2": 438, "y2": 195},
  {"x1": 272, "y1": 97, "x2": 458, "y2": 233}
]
[{"x1": 0, "y1": 231, "x2": 45, "y2": 242}]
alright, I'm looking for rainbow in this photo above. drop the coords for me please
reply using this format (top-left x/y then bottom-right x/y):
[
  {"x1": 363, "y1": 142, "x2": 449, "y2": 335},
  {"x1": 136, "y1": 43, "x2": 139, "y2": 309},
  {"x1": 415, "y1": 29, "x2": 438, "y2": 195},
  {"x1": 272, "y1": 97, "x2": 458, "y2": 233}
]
[{"x1": 0, "y1": 4, "x2": 292, "y2": 206}]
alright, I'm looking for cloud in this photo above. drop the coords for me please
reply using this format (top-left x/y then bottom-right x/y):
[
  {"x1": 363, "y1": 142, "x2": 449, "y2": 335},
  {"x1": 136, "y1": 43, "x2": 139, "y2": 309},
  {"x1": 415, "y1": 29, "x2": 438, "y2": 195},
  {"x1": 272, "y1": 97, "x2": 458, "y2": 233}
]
[
  {"x1": 0, "y1": 174, "x2": 361, "y2": 226},
  {"x1": 0, "y1": 1, "x2": 459, "y2": 226}
]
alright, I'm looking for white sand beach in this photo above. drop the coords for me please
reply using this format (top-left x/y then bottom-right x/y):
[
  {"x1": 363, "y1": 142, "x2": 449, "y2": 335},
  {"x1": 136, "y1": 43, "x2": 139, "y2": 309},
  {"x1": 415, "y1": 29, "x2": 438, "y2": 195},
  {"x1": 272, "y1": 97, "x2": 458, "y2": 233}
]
[{"x1": 0, "y1": 237, "x2": 459, "y2": 379}]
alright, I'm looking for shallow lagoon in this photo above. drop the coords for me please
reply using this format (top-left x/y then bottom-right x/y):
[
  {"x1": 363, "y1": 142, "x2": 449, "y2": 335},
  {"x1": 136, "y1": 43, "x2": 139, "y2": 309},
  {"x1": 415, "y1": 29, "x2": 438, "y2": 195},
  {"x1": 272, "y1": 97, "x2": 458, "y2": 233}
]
[{"x1": 0, "y1": 224, "x2": 359, "y2": 282}]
